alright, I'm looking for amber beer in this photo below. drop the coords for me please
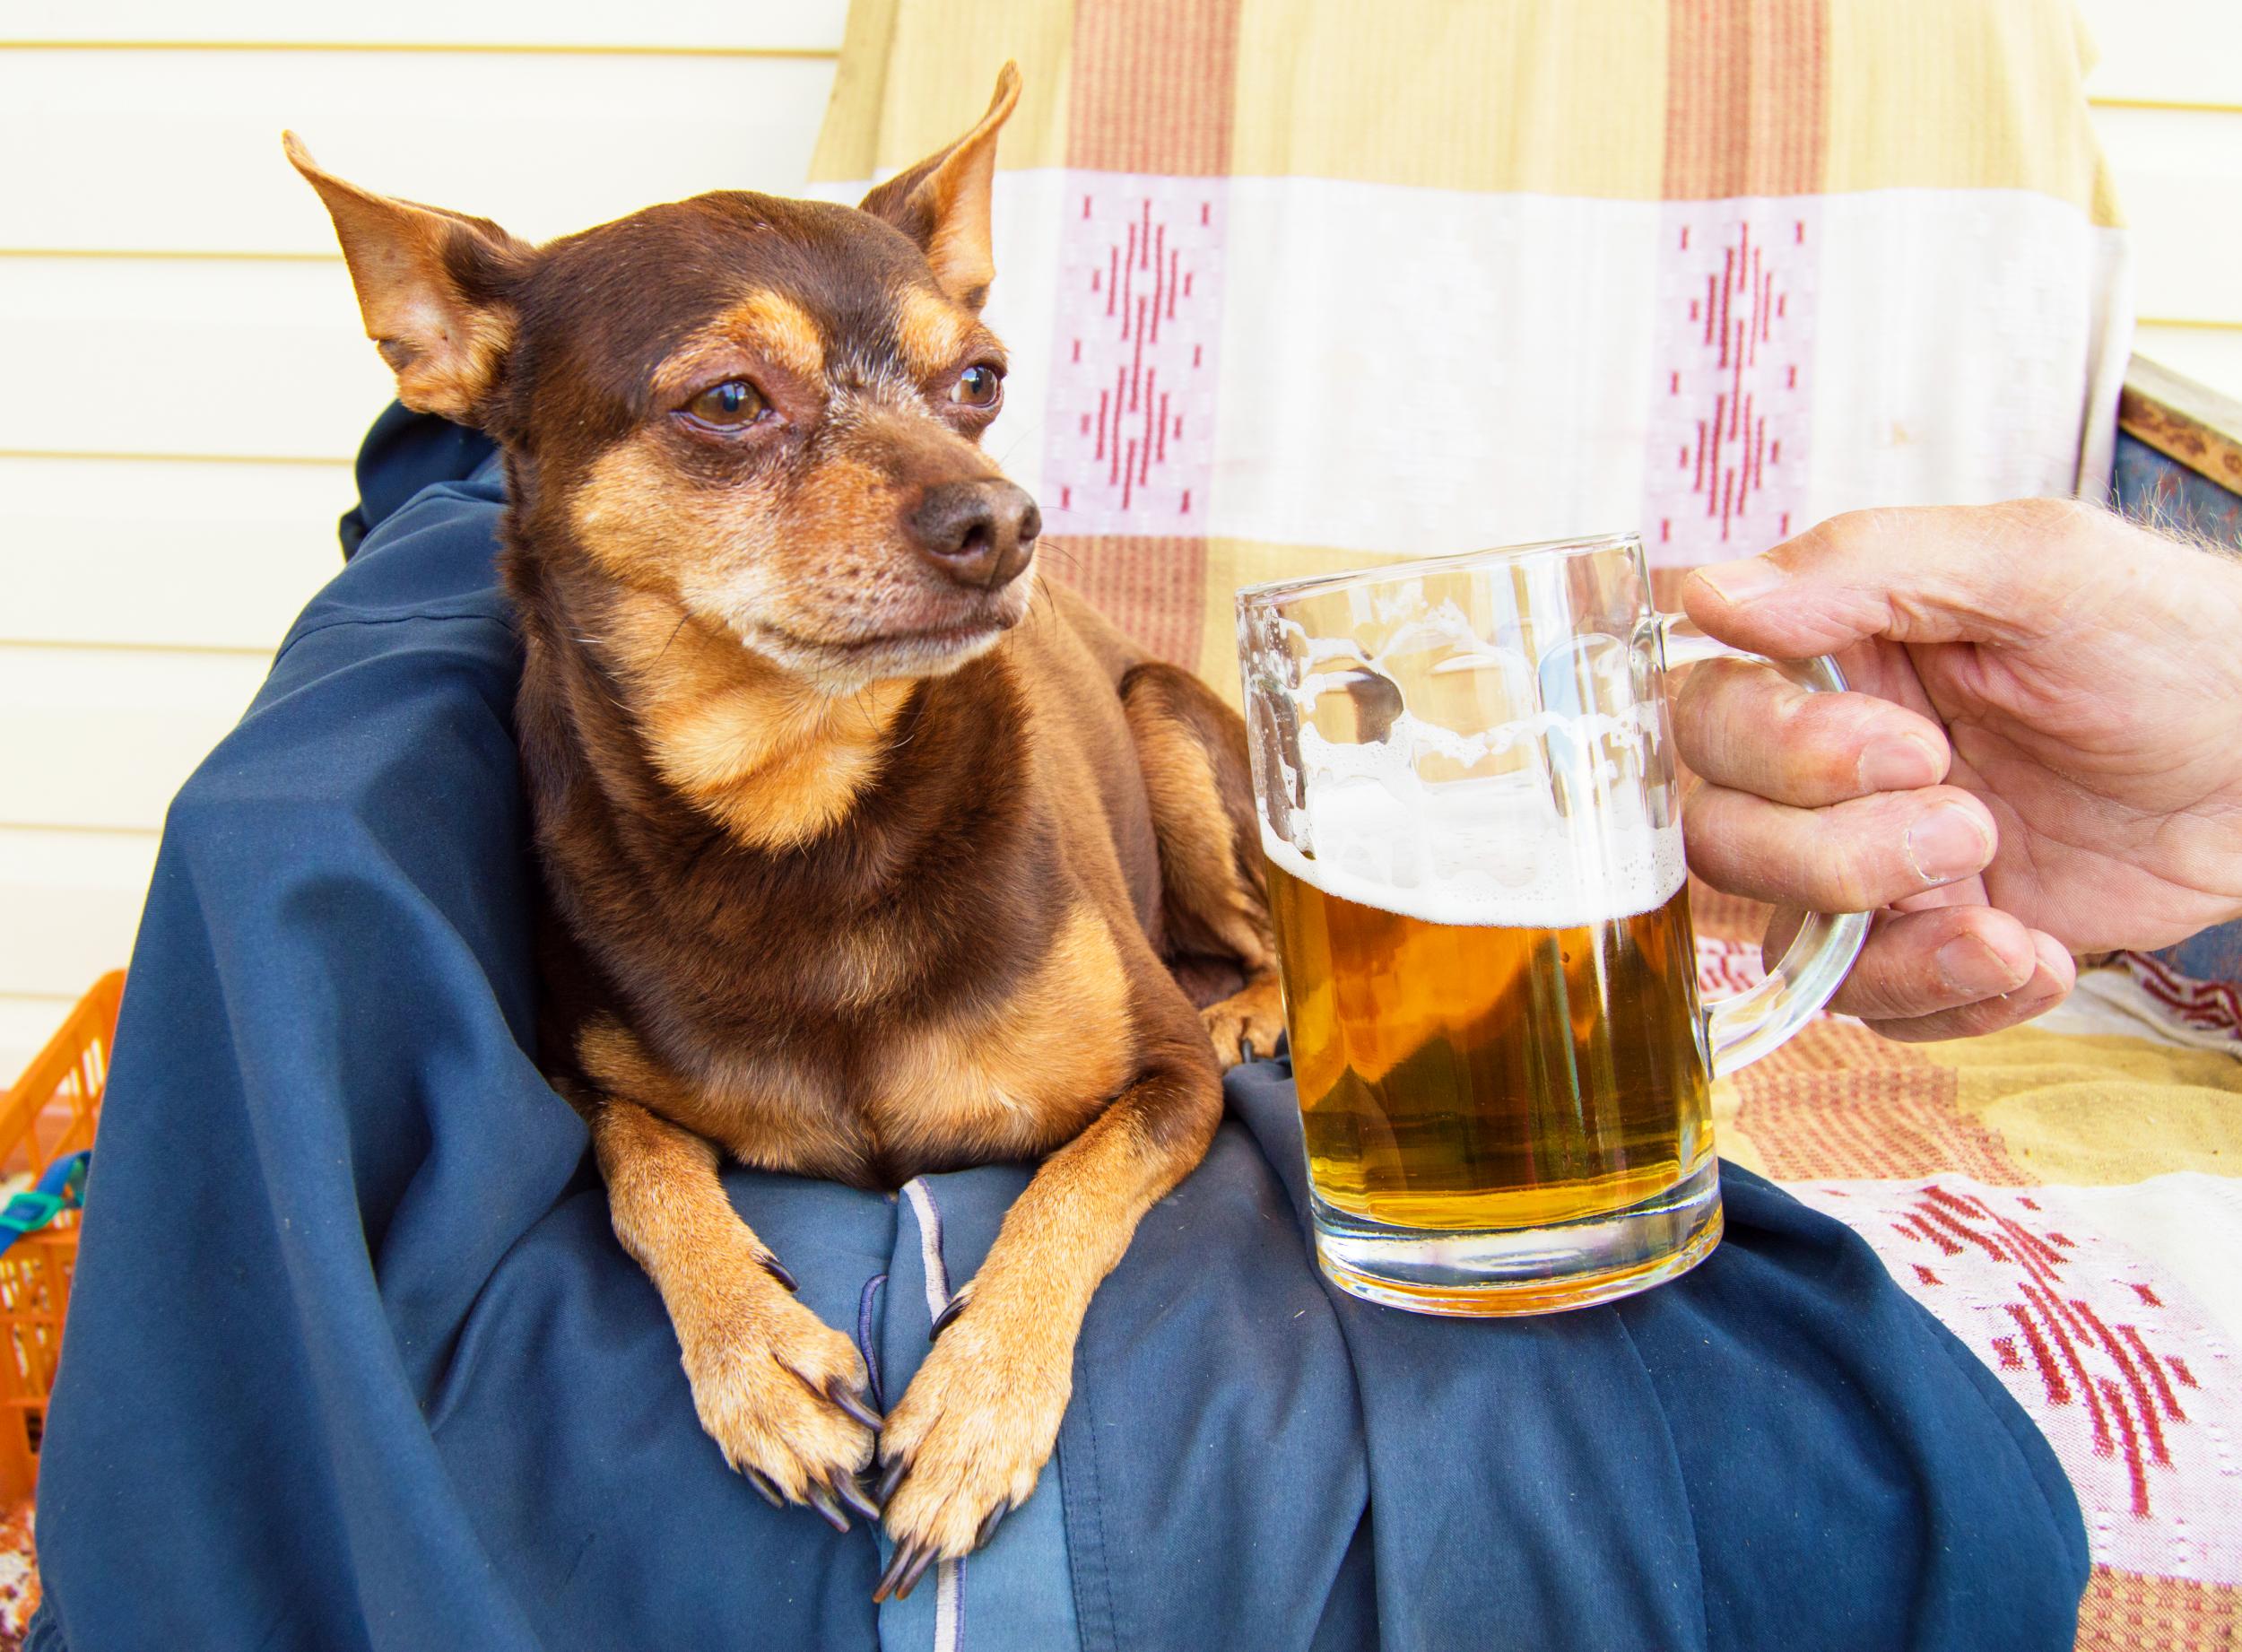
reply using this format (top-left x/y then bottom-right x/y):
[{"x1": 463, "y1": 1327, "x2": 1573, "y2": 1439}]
[
  {"x1": 1239, "y1": 533, "x2": 1869, "y2": 1312},
  {"x1": 1265, "y1": 857, "x2": 1711, "y2": 1235}
]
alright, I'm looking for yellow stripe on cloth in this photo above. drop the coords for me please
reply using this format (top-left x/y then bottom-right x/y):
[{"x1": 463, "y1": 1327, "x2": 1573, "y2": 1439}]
[
  {"x1": 1941, "y1": 1027, "x2": 2242, "y2": 1185},
  {"x1": 1711, "y1": 1016, "x2": 2241, "y2": 1187},
  {"x1": 808, "y1": 0, "x2": 1073, "y2": 180},
  {"x1": 1825, "y1": 0, "x2": 2125, "y2": 224},
  {"x1": 815, "y1": 0, "x2": 2124, "y2": 222},
  {"x1": 1228, "y1": 0, "x2": 1668, "y2": 198},
  {"x1": 1193, "y1": 536, "x2": 1429, "y2": 698}
]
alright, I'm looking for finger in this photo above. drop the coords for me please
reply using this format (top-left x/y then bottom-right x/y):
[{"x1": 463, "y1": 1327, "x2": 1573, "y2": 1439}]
[
  {"x1": 1685, "y1": 783, "x2": 1997, "y2": 912},
  {"x1": 1680, "y1": 499, "x2": 2109, "y2": 660},
  {"x1": 1673, "y1": 656, "x2": 1951, "y2": 808},
  {"x1": 1864, "y1": 932, "x2": 2076, "y2": 1043},
  {"x1": 1821, "y1": 906, "x2": 2039, "y2": 1022}
]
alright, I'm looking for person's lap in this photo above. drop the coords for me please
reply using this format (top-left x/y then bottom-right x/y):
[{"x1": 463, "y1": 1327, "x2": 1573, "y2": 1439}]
[{"x1": 27, "y1": 410, "x2": 2087, "y2": 1651}]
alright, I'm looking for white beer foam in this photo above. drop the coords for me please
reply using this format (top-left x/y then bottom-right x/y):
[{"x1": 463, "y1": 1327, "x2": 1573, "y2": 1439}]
[{"x1": 1263, "y1": 769, "x2": 1684, "y2": 930}]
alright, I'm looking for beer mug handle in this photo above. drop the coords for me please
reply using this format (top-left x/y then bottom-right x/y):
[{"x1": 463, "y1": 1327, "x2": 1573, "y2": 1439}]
[{"x1": 1656, "y1": 616, "x2": 1874, "y2": 1076}]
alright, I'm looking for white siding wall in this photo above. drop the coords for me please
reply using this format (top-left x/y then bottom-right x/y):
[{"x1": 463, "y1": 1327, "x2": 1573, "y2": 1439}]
[
  {"x1": 0, "y1": 9, "x2": 847, "y2": 1075},
  {"x1": 2077, "y1": 0, "x2": 2242, "y2": 395},
  {"x1": 3, "y1": 3, "x2": 2238, "y2": 1076}
]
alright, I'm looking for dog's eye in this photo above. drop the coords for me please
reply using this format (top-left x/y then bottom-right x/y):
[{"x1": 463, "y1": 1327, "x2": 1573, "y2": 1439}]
[
  {"x1": 684, "y1": 379, "x2": 767, "y2": 429},
  {"x1": 951, "y1": 365, "x2": 1003, "y2": 409}
]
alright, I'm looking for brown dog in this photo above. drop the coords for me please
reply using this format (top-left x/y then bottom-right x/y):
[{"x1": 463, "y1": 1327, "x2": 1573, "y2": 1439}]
[{"x1": 288, "y1": 65, "x2": 1285, "y2": 1599}]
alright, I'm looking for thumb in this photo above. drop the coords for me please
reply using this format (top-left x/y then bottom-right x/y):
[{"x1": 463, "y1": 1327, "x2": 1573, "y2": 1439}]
[{"x1": 1679, "y1": 500, "x2": 2107, "y2": 661}]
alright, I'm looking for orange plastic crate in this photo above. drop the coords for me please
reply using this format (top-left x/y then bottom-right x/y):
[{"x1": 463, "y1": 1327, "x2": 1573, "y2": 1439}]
[{"x1": 0, "y1": 972, "x2": 120, "y2": 1503}]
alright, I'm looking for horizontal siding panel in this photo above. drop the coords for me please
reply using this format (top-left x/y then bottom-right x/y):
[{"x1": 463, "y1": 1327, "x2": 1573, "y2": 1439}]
[
  {"x1": 0, "y1": 257, "x2": 396, "y2": 460},
  {"x1": 0, "y1": 48, "x2": 837, "y2": 254},
  {"x1": 2078, "y1": 0, "x2": 2242, "y2": 109},
  {"x1": 2134, "y1": 327, "x2": 2242, "y2": 403},
  {"x1": 0, "y1": 2, "x2": 848, "y2": 52},
  {"x1": 2093, "y1": 106, "x2": 2242, "y2": 327},
  {"x1": 0, "y1": 646, "x2": 269, "y2": 831},
  {"x1": 3, "y1": 456, "x2": 355, "y2": 650},
  {"x1": 0, "y1": 830, "x2": 156, "y2": 999}
]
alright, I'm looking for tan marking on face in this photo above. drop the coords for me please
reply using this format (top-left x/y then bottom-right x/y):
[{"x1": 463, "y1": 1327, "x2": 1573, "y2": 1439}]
[
  {"x1": 569, "y1": 432, "x2": 786, "y2": 592},
  {"x1": 593, "y1": 586, "x2": 915, "y2": 851},
  {"x1": 894, "y1": 284, "x2": 975, "y2": 382},
  {"x1": 876, "y1": 902, "x2": 1135, "y2": 1162},
  {"x1": 570, "y1": 424, "x2": 1007, "y2": 692},
  {"x1": 657, "y1": 289, "x2": 828, "y2": 395},
  {"x1": 590, "y1": 1091, "x2": 873, "y2": 1497}
]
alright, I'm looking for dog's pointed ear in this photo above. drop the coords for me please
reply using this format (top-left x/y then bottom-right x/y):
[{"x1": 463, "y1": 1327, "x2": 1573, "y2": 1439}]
[
  {"x1": 857, "y1": 63, "x2": 1021, "y2": 313},
  {"x1": 284, "y1": 132, "x2": 534, "y2": 425}
]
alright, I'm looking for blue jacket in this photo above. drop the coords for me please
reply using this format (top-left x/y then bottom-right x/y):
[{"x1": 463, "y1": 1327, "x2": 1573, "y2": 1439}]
[{"x1": 29, "y1": 406, "x2": 2086, "y2": 1651}]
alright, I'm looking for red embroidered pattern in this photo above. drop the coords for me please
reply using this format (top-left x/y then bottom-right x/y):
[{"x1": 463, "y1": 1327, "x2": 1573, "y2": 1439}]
[
  {"x1": 1797, "y1": 1178, "x2": 2241, "y2": 1582},
  {"x1": 1644, "y1": 202, "x2": 1816, "y2": 567},
  {"x1": 1043, "y1": 178, "x2": 1225, "y2": 536}
]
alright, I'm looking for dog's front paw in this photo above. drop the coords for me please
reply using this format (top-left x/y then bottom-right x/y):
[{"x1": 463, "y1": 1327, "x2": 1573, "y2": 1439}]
[
  {"x1": 871, "y1": 1288, "x2": 1070, "y2": 1599},
  {"x1": 1202, "y1": 971, "x2": 1287, "y2": 1066},
  {"x1": 680, "y1": 1277, "x2": 882, "y2": 1531}
]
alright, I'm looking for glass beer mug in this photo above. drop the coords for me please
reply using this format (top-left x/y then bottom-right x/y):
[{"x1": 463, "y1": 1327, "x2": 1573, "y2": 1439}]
[{"x1": 1236, "y1": 534, "x2": 1868, "y2": 1315}]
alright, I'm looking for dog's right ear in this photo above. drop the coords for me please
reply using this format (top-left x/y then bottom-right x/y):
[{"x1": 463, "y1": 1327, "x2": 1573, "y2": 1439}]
[
  {"x1": 856, "y1": 64, "x2": 1021, "y2": 313},
  {"x1": 284, "y1": 133, "x2": 534, "y2": 426}
]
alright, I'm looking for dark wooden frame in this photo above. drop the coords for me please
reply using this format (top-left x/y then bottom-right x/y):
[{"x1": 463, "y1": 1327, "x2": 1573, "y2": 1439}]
[{"x1": 2118, "y1": 353, "x2": 2242, "y2": 493}]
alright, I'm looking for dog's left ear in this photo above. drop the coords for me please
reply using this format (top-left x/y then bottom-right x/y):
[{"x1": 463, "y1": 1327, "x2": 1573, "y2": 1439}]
[
  {"x1": 858, "y1": 63, "x2": 1021, "y2": 313},
  {"x1": 284, "y1": 132, "x2": 536, "y2": 426}
]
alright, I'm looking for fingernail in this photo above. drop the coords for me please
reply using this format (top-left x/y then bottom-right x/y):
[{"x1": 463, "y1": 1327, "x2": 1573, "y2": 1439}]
[
  {"x1": 1905, "y1": 804, "x2": 1994, "y2": 884},
  {"x1": 1856, "y1": 735, "x2": 1942, "y2": 793},
  {"x1": 1694, "y1": 557, "x2": 1786, "y2": 604},
  {"x1": 1935, "y1": 934, "x2": 2028, "y2": 996},
  {"x1": 2031, "y1": 931, "x2": 2075, "y2": 983}
]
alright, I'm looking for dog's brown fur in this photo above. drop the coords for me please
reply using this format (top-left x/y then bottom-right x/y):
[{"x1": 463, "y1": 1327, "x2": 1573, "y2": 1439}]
[{"x1": 290, "y1": 65, "x2": 1285, "y2": 1583}]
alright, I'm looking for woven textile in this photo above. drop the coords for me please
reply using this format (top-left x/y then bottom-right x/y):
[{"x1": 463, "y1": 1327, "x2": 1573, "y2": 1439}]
[
  {"x1": 1698, "y1": 915, "x2": 2242, "y2": 1642},
  {"x1": 810, "y1": 0, "x2": 2131, "y2": 698},
  {"x1": 810, "y1": 8, "x2": 2220, "y2": 1640}
]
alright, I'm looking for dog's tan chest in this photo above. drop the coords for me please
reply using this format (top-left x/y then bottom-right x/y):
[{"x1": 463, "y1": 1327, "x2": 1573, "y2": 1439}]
[
  {"x1": 578, "y1": 900, "x2": 1138, "y2": 1182},
  {"x1": 595, "y1": 591, "x2": 917, "y2": 854},
  {"x1": 865, "y1": 901, "x2": 1137, "y2": 1166}
]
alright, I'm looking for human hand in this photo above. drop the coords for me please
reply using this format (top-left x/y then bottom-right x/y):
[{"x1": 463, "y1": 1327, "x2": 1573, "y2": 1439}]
[{"x1": 1676, "y1": 499, "x2": 2242, "y2": 1040}]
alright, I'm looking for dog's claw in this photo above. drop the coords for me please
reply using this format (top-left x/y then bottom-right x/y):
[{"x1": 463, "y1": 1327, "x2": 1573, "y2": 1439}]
[
  {"x1": 835, "y1": 1474, "x2": 882, "y2": 1524},
  {"x1": 975, "y1": 1500, "x2": 1009, "y2": 1551},
  {"x1": 873, "y1": 1540, "x2": 938, "y2": 1604},
  {"x1": 762, "y1": 1255, "x2": 800, "y2": 1294},
  {"x1": 895, "y1": 1543, "x2": 938, "y2": 1601},
  {"x1": 806, "y1": 1483, "x2": 852, "y2": 1535},
  {"x1": 873, "y1": 1540, "x2": 925, "y2": 1604},
  {"x1": 930, "y1": 1294, "x2": 966, "y2": 1340},
  {"x1": 875, "y1": 1454, "x2": 909, "y2": 1506},
  {"x1": 1238, "y1": 1037, "x2": 1256, "y2": 1065},
  {"x1": 745, "y1": 1468, "x2": 785, "y2": 1509},
  {"x1": 826, "y1": 1382, "x2": 883, "y2": 1430}
]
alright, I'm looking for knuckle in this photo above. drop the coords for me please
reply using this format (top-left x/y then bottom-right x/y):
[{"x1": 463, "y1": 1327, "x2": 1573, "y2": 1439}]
[
  {"x1": 2003, "y1": 494, "x2": 2097, "y2": 539},
  {"x1": 1802, "y1": 506, "x2": 1892, "y2": 563},
  {"x1": 1821, "y1": 849, "x2": 1884, "y2": 916}
]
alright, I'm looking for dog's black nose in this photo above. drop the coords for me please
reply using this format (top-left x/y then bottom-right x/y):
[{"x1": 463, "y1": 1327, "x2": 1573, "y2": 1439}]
[{"x1": 908, "y1": 480, "x2": 1040, "y2": 589}]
